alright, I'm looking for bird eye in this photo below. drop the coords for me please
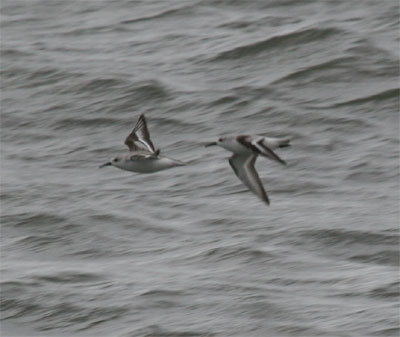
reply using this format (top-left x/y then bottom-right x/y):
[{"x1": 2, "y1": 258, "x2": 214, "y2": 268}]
[
  {"x1": 218, "y1": 138, "x2": 223, "y2": 142},
  {"x1": 114, "y1": 158, "x2": 119, "y2": 162}
]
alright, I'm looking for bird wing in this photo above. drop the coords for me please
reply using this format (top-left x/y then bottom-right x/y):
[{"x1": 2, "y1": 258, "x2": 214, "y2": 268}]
[
  {"x1": 124, "y1": 114, "x2": 157, "y2": 153},
  {"x1": 229, "y1": 154, "x2": 270, "y2": 205},
  {"x1": 251, "y1": 138, "x2": 286, "y2": 165}
]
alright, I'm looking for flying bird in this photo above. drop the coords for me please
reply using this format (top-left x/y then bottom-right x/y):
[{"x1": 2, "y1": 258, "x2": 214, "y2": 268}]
[
  {"x1": 100, "y1": 114, "x2": 185, "y2": 173},
  {"x1": 205, "y1": 135, "x2": 290, "y2": 205}
]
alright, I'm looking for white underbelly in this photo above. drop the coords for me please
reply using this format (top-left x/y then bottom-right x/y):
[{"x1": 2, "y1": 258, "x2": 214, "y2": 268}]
[{"x1": 118, "y1": 157, "x2": 180, "y2": 173}]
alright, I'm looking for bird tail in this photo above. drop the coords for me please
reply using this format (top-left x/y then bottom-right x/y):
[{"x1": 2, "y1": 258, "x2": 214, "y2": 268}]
[{"x1": 172, "y1": 159, "x2": 186, "y2": 166}]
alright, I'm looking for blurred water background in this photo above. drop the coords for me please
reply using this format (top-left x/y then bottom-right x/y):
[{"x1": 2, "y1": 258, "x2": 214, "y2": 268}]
[{"x1": 1, "y1": 0, "x2": 399, "y2": 336}]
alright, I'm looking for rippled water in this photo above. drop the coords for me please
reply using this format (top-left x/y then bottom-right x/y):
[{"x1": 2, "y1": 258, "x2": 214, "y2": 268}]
[{"x1": 1, "y1": 1, "x2": 399, "y2": 336}]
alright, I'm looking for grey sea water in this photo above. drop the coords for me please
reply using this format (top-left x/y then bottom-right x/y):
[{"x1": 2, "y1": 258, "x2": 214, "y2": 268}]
[{"x1": 1, "y1": 1, "x2": 399, "y2": 336}]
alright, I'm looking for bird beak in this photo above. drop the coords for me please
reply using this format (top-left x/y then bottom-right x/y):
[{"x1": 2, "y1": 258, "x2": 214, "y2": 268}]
[
  {"x1": 99, "y1": 162, "x2": 112, "y2": 168},
  {"x1": 204, "y1": 142, "x2": 217, "y2": 147}
]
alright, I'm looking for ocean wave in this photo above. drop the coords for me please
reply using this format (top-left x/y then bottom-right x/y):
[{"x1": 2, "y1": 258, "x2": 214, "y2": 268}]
[
  {"x1": 218, "y1": 15, "x2": 301, "y2": 30},
  {"x1": 3, "y1": 67, "x2": 83, "y2": 90},
  {"x1": 298, "y1": 229, "x2": 399, "y2": 266},
  {"x1": 350, "y1": 250, "x2": 399, "y2": 266},
  {"x1": 73, "y1": 78, "x2": 129, "y2": 95},
  {"x1": 275, "y1": 181, "x2": 329, "y2": 196},
  {"x1": 1, "y1": 298, "x2": 42, "y2": 320},
  {"x1": 120, "y1": 5, "x2": 195, "y2": 25},
  {"x1": 369, "y1": 281, "x2": 400, "y2": 300},
  {"x1": 271, "y1": 56, "x2": 357, "y2": 84},
  {"x1": 301, "y1": 229, "x2": 398, "y2": 246},
  {"x1": 2, "y1": 48, "x2": 33, "y2": 57},
  {"x1": 122, "y1": 324, "x2": 214, "y2": 337},
  {"x1": 32, "y1": 271, "x2": 103, "y2": 284},
  {"x1": 210, "y1": 27, "x2": 344, "y2": 61},
  {"x1": 201, "y1": 0, "x2": 314, "y2": 8},
  {"x1": 194, "y1": 245, "x2": 277, "y2": 263},
  {"x1": 332, "y1": 88, "x2": 399, "y2": 107},
  {"x1": 1, "y1": 283, "x2": 129, "y2": 330},
  {"x1": 52, "y1": 116, "x2": 124, "y2": 130},
  {"x1": 140, "y1": 289, "x2": 183, "y2": 297},
  {"x1": 284, "y1": 112, "x2": 372, "y2": 130},
  {"x1": 2, "y1": 212, "x2": 68, "y2": 228},
  {"x1": 14, "y1": 234, "x2": 69, "y2": 252},
  {"x1": 105, "y1": 79, "x2": 170, "y2": 111},
  {"x1": 61, "y1": 24, "x2": 114, "y2": 36},
  {"x1": 122, "y1": 80, "x2": 170, "y2": 101},
  {"x1": 344, "y1": 170, "x2": 393, "y2": 183}
]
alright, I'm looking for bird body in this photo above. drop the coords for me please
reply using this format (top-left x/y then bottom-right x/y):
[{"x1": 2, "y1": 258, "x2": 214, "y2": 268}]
[{"x1": 103, "y1": 152, "x2": 185, "y2": 173}]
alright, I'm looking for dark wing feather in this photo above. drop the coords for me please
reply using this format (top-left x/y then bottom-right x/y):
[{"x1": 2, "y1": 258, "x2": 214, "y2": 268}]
[
  {"x1": 124, "y1": 114, "x2": 156, "y2": 153},
  {"x1": 237, "y1": 135, "x2": 286, "y2": 165},
  {"x1": 252, "y1": 139, "x2": 286, "y2": 165}
]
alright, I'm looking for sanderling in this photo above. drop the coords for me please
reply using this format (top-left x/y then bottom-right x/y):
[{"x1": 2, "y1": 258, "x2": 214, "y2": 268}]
[
  {"x1": 205, "y1": 135, "x2": 290, "y2": 205},
  {"x1": 100, "y1": 114, "x2": 185, "y2": 173}
]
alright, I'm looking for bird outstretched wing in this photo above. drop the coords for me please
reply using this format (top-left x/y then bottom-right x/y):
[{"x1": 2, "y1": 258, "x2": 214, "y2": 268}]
[
  {"x1": 229, "y1": 154, "x2": 270, "y2": 205},
  {"x1": 124, "y1": 114, "x2": 157, "y2": 153}
]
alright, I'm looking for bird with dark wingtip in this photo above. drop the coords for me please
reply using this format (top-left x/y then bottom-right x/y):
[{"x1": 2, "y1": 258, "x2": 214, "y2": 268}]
[
  {"x1": 100, "y1": 114, "x2": 185, "y2": 173},
  {"x1": 205, "y1": 134, "x2": 290, "y2": 205}
]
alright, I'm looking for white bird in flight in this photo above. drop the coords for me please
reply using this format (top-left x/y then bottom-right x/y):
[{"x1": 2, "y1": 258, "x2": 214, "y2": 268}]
[
  {"x1": 205, "y1": 135, "x2": 290, "y2": 205},
  {"x1": 100, "y1": 114, "x2": 185, "y2": 173}
]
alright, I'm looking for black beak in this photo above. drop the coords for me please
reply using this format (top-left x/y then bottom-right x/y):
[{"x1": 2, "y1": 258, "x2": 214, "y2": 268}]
[
  {"x1": 204, "y1": 142, "x2": 217, "y2": 147},
  {"x1": 99, "y1": 162, "x2": 112, "y2": 168}
]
